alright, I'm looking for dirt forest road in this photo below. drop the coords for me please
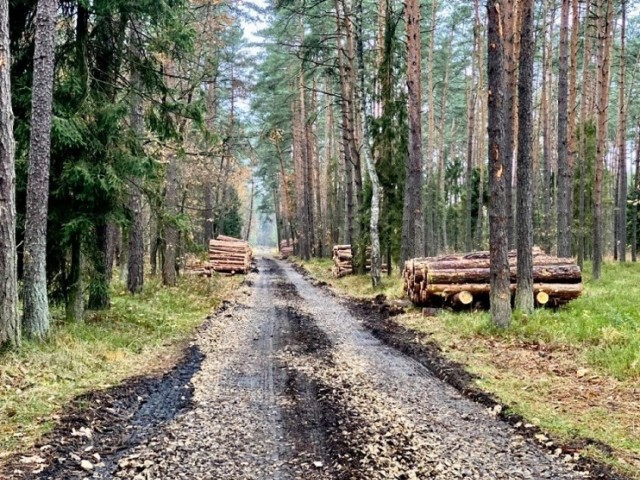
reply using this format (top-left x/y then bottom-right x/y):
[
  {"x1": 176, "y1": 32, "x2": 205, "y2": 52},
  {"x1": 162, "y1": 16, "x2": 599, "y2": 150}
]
[{"x1": 21, "y1": 257, "x2": 593, "y2": 480}]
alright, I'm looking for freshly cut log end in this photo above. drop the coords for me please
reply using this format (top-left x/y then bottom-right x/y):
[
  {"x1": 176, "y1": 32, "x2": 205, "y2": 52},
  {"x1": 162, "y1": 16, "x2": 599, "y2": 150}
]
[
  {"x1": 536, "y1": 291, "x2": 550, "y2": 305},
  {"x1": 453, "y1": 291, "x2": 473, "y2": 306}
]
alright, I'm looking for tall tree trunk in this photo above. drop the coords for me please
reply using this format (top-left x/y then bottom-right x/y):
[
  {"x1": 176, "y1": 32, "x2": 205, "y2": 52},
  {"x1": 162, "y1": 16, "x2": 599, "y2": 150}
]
[
  {"x1": 401, "y1": 0, "x2": 425, "y2": 263},
  {"x1": 425, "y1": 0, "x2": 438, "y2": 255},
  {"x1": 515, "y1": 0, "x2": 535, "y2": 313},
  {"x1": 501, "y1": 0, "x2": 517, "y2": 248},
  {"x1": 567, "y1": 0, "x2": 579, "y2": 252},
  {"x1": 438, "y1": 29, "x2": 453, "y2": 253},
  {"x1": 474, "y1": 0, "x2": 486, "y2": 248},
  {"x1": 617, "y1": 0, "x2": 627, "y2": 262},
  {"x1": 127, "y1": 25, "x2": 144, "y2": 294},
  {"x1": 465, "y1": 16, "x2": 478, "y2": 252},
  {"x1": 487, "y1": 0, "x2": 511, "y2": 327},
  {"x1": 0, "y1": 0, "x2": 18, "y2": 347},
  {"x1": 593, "y1": 0, "x2": 613, "y2": 279},
  {"x1": 203, "y1": 74, "x2": 217, "y2": 248},
  {"x1": 556, "y1": 0, "x2": 572, "y2": 258},
  {"x1": 633, "y1": 124, "x2": 640, "y2": 262},
  {"x1": 22, "y1": 0, "x2": 57, "y2": 338},
  {"x1": 541, "y1": 0, "x2": 554, "y2": 254},
  {"x1": 577, "y1": 0, "x2": 593, "y2": 268},
  {"x1": 162, "y1": 156, "x2": 179, "y2": 287},
  {"x1": 245, "y1": 178, "x2": 255, "y2": 241},
  {"x1": 334, "y1": 0, "x2": 358, "y2": 253}
]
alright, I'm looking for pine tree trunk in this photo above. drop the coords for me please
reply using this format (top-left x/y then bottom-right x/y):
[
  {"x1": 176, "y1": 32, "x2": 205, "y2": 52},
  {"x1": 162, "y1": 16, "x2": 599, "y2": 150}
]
[
  {"x1": 556, "y1": 0, "x2": 572, "y2": 258},
  {"x1": 465, "y1": 20, "x2": 478, "y2": 252},
  {"x1": 0, "y1": 0, "x2": 18, "y2": 347},
  {"x1": 474, "y1": 0, "x2": 486, "y2": 249},
  {"x1": 578, "y1": 0, "x2": 593, "y2": 268},
  {"x1": 593, "y1": 0, "x2": 613, "y2": 279},
  {"x1": 515, "y1": 0, "x2": 535, "y2": 314},
  {"x1": 163, "y1": 156, "x2": 179, "y2": 287},
  {"x1": 438, "y1": 30, "x2": 452, "y2": 253},
  {"x1": 425, "y1": 0, "x2": 438, "y2": 255},
  {"x1": 487, "y1": 0, "x2": 511, "y2": 327},
  {"x1": 541, "y1": 0, "x2": 554, "y2": 254},
  {"x1": 22, "y1": 0, "x2": 57, "y2": 338},
  {"x1": 127, "y1": 26, "x2": 144, "y2": 294},
  {"x1": 617, "y1": 0, "x2": 627, "y2": 262},
  {"x1": 633, "y1": 125, "x2": 640, "y2": 262},
  {"x1": 334, "y1": 0, "x2": 358, "y2": 253},
  {"x1": 501, "y1": 0, "x2": 517, "y2": 248},
  {"x1": 401, "y1": 0, "x2": 425, "y2": 263},
  {"x1": 65, "y1": 233, "x2": 84, "y2": 322}
]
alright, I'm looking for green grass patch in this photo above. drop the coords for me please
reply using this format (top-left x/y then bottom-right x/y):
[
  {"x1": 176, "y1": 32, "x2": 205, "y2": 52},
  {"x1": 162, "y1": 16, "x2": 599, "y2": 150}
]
[
  {"x1": 0, "y1": 274, "x2": 242, "y2": 456},
  {"x1": 433, "y1": 262, "x2": 640, "y2": 380},
  {"x1": 297, "y1": 257, "x2": 406, "y2": 300}
]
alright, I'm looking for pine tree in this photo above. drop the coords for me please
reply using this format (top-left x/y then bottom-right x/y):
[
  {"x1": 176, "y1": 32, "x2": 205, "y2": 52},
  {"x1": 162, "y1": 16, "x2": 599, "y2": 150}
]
[
  {"x1": 0, "y1": 0, "x2": 18, "y2": 347},
  {"x1": 487, "y1": 0, "x2": 511, "y2": 327}
]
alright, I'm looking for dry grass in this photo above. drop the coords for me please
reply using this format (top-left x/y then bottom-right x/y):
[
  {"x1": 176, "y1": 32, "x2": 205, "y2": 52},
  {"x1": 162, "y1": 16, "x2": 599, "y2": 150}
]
[{"x1": 0, "y1": 274, "x2": 243, "y2": 457}]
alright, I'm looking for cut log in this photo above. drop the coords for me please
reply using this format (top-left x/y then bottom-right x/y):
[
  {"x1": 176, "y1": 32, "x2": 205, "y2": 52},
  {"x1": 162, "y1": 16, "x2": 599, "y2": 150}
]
[{"x1": 424, "y1": 265, "x2": 581, "y2": 284}]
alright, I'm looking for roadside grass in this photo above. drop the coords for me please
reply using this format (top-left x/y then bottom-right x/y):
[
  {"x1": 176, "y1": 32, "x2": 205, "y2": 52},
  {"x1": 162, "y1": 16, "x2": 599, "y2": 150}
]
[
  {"x1": 298, "y1": 258, "x2": 640, "y2": 478},
  {"x1": 0, "y1": 274, "x2": 243, "y2": 457},
  {"x1": 296, "y1": 257, "x2": 406, "y2": 300}
]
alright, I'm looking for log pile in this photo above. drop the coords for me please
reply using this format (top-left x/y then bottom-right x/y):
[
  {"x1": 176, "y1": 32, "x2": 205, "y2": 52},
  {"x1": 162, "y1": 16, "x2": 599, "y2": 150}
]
[
  {"x1": 183, "y1": 255, "x2": 212, "y2": 277},
  {"x1": 280, "y1": 239, "x2": 294, "y2": 258},
  {"x1": 209, "y1": 235, "x2": 253, "y2": 274},
  {"x1": 332, "y1": 245, "x2": 388, "y2": 278},
  {"x1": 403, "y1": 247, "x2": 583, "y2": 309}
]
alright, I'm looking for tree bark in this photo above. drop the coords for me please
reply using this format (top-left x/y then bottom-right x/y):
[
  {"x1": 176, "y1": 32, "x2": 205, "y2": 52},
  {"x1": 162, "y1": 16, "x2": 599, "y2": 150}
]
[
  {"x1": 577, "y1": 0, "x2": 593, "y2": 268},
  {"x1": 617, "y1": 0, "x2": 627, "y2": 262},
  {"x1": 593, "y1": 0, "x2": 613, "y2": 279},
  {"x1": 425, "y1": 0, "x2": 438, "y2": 255},
  {"x1": 401, "y1": 0, "x2": 425, "y2": 263},
  {"x1": 500, "y1": 0, "x2": 517, "y2": 248},
  {"x1": 22, "y1": 0, "x2": 57, "y2": 338},
  {"x1": 556, "y1": 0, "x2": 572, "y2": 258},
  {"x1": 162, "y1": 155, "x2": 179, "y2": 287},
  {"x1": 127, "y1": 24, "x2": 144, "y2": 294},
  {"x1": 633, "y1": 125, "x2": 640, "y2": 262},
  {"x1": 515, "y1": 0, "x2": 535, "y2": 314},
  {"x1": 0, "y1": 0, "x2": 18, "y2": 347},
  {"x1": 487, "y1": 0, "x2": 511, "y2": 327}
]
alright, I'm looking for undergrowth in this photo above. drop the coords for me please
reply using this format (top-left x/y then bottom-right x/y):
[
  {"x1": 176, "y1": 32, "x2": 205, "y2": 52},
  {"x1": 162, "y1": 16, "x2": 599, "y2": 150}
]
[{"x1": 0, "y1": 274, "x2": 242, "y2": 456}]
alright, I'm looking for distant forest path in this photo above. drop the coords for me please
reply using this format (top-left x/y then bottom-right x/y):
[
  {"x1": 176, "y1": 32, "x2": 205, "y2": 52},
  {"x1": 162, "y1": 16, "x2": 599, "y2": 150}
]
[{"x1": 25, "y1": 257, "x2": 586, "y2": 479}]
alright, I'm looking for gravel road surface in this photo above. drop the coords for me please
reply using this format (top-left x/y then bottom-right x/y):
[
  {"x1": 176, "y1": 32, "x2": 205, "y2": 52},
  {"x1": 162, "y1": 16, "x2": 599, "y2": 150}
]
[{"x1": 21, "y1": 257, "x2": 592, "y2": 479}]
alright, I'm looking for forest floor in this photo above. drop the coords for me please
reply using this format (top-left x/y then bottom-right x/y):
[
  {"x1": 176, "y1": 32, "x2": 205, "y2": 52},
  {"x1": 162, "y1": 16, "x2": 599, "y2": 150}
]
[
  {"x1": 1, "y1": 256, "x2": 625, "y2": 479},
  {"x1": 297, "y1": 257, "x2": 640, "y2": 479}
]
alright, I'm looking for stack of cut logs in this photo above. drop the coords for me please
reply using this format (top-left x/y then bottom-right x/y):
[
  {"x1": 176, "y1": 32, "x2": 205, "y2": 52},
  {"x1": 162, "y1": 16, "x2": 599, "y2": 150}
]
[
  {"x1": 280, "y1": 239, "x2": 294, "y2": 258},
  {"x1": 183, "y1": 255, "x2": 212, "y2": 277},
  {"x1": 332, "y1": 245, "x2": 388, "y2": 278},
  {"x1": 209, "y1": 235, "x2": 253, "y2": 274},
  {"x1": 403, "y1": 247, "x2": 583, "y2": 309}
]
